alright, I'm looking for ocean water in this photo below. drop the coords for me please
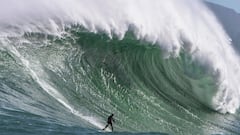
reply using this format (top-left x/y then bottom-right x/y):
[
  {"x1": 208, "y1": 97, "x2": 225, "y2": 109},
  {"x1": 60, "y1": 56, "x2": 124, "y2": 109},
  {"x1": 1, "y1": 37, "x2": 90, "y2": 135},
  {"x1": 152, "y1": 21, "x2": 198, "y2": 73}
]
[{"x1": 1, "y1": 0, "x2": 240, "y2": 135}]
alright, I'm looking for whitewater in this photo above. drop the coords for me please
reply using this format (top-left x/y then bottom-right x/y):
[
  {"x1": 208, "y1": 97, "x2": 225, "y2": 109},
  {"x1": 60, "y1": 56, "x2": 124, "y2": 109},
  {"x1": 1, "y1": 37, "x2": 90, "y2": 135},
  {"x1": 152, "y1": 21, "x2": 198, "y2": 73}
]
[{"x1": 1, "y1": 0, "x2": 240, "y2": 135}]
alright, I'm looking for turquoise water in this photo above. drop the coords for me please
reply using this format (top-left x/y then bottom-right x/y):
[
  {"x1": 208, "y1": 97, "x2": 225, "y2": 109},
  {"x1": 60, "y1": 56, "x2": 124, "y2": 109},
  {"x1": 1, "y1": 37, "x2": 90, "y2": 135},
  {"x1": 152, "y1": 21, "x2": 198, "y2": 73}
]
[{"x1": 1, "y1": 28, "x2": 240, "y2": 135}]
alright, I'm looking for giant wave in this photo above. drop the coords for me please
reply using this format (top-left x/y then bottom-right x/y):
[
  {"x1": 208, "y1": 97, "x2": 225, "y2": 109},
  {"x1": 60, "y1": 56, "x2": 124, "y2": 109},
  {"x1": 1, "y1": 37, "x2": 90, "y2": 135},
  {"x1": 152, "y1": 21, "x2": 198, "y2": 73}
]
[{"x1": 1, "y1": 0, "x2": 240, "y2": 135}]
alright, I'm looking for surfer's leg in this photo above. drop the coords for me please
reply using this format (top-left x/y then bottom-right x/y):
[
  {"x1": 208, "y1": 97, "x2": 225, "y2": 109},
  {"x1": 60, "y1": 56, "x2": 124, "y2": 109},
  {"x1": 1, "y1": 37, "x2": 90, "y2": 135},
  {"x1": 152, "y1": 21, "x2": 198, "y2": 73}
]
[
  {"x1": 110, "y1": 123, "x2": 113, "y2": 131},
  {"x1": 102, "y1": 124, "x2": 109, "y2": 130}
]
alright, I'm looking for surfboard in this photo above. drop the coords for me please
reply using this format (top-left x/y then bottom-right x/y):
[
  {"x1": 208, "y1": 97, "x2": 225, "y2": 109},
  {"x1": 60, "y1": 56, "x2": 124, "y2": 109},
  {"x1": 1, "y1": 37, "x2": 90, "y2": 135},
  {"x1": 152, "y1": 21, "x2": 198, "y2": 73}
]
[{"x1": 98, "y1": 129, "x2": 112, "y2": 133}]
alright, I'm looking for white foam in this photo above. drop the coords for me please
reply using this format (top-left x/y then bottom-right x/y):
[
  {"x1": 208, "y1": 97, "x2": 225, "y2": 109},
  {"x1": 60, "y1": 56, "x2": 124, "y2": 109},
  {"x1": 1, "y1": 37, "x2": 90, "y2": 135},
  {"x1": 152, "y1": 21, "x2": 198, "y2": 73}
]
[{"x1": 1, "y1": 0, "x2": 240, "y2": 113}]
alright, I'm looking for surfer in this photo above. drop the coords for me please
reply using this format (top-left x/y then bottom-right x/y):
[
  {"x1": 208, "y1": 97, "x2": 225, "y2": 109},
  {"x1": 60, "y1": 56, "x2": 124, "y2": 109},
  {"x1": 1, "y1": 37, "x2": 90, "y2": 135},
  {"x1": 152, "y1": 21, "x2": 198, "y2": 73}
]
[{"x1": 102, "y1": 114, "x2": 115, "y2": 131}]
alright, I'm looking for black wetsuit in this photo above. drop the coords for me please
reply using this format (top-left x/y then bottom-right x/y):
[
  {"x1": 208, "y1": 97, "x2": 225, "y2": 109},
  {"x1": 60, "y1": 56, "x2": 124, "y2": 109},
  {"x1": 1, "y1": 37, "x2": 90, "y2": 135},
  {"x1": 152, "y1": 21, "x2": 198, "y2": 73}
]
[
  {"x1": 107, "y1": 115, "x2": 113, "y2": 124},
  {"x1": 103, "y1": 114, "x2": 114, "y2": 131}
]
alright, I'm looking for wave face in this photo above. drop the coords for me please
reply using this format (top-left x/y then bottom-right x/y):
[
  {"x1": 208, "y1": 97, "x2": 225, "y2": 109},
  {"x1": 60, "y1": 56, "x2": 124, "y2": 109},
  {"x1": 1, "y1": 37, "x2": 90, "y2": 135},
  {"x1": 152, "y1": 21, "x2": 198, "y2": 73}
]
[{"x1": 1, "y1": 0, "x2": 240, "y2": 135}]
